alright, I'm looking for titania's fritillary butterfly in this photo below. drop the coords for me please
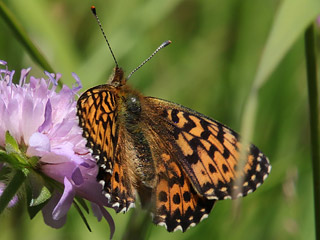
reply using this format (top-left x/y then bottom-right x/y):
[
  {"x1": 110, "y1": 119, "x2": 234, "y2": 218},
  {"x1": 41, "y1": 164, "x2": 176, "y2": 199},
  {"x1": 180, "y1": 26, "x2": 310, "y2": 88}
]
[{"x1": 77, "y1": 6, "x2": 271, "y2": 233}]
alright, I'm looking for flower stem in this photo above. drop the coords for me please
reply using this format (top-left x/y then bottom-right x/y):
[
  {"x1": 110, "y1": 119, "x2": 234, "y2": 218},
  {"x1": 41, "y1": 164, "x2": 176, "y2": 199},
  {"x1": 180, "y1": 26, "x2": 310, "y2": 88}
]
[
  {"x1": 0, "y1": 169, "x2": 28, "y2": 215},
  {"x1": 304, "y1": 23, "x2": 320, "y2": 240},
  {"x1": 122, "y1": 208, "x2": 152, "y2": 240}
]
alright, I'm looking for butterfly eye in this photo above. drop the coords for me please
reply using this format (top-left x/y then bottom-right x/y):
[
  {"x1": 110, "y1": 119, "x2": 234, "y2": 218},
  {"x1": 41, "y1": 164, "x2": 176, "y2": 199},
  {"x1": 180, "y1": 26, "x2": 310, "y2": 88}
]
[{"x1": 126, "y1": 96, "x2": 141, "y2": 114}]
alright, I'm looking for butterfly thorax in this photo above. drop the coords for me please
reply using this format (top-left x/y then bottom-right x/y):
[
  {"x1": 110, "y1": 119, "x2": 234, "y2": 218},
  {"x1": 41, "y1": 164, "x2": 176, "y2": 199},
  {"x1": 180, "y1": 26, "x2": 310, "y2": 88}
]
[{"x1": 118, "y1": 85, "x2": 157, "y2": 188}]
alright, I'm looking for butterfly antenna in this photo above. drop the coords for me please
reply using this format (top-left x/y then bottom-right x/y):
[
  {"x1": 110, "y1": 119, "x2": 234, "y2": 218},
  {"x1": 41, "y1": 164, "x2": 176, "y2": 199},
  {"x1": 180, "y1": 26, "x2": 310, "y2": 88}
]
[
  {"x1": 91, "y1": 6, "x2": 119, "y2": 67},
  {"x1": 127, "y1": 40, "x2": 172, "y2": 80}
]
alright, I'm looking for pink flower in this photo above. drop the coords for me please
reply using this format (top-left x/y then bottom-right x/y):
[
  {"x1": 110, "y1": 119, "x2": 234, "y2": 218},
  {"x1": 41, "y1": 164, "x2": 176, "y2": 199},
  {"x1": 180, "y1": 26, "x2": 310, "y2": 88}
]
[{"x1": 0, "y1": 60, "x2": 114, "y2": 238}]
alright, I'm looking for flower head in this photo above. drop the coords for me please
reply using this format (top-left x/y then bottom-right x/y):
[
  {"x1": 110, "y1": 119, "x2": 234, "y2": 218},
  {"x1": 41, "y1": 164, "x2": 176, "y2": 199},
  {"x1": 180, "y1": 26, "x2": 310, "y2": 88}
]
[{"x1": 0, "y1": 60, "x2": 114, "y2": 238}]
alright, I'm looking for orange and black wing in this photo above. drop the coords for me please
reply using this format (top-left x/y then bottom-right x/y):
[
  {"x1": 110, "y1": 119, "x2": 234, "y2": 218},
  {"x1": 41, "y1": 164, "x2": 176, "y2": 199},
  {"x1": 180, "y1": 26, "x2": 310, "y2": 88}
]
[
  {"x1": 77, "y1": 86, "x2": 136, "y2": 212},
  {"x1": 140, "y1": 123, "x2": 215, "y2": 232},
  {"x1": 153, "y1": 154, "x2": 215, "y2": 232},
  {"x1": 145, "y1": 97, "x2": 271, "y2": 201}
]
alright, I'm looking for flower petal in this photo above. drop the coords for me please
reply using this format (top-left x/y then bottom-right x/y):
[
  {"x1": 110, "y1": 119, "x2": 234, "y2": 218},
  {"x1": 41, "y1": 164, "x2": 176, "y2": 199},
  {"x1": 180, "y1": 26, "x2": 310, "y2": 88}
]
[
  {"x1": 19, "y1": 67, "x2": 31, "y2": 86},
  {"x1": 71, "y1": 73, "x2": 82, "y2": 92},
  {"x1": 27, "y1": 132, "x2": 50, "y2": 156},
  {"x1": 71, "y1": 167, "x2": 84, "y2": 186},
  {"x1": 42, "y1": 191, "x2": 67, "y2": 228},
  {"x1": 91, "y1": 202, "x2": 102, "y2": 221},
  {"x1": 52, "y1": 177, "x2": 75, "y2": 220},
  {"x1": 38, "y1": 99, "x2": 52, "y2": 133},
  {"x1": 99, "y1": 205, "x2": 115, "y2": 240}
]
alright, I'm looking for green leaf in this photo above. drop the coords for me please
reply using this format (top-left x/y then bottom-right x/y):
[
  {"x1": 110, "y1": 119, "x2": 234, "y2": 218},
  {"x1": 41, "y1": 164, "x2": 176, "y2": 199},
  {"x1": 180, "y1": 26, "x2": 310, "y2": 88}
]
[
  {"x1": 5, "y1": 131, "x2": 20, "y2": 154},
  {"x1": 253, "y1": 0, "x2": 320, "y2": 89},
  {"x1": 26, "y1": 173, "x2": 52, "y2": 219},
  {"x1": 29, "y1": 186, "x2": 51, "y2": 206},
  {"x1": 0, "y1": 169, "x2": 28, "y2": 215},
  {"x1": 0, "y1": 165, "x2": 11, "y2": 180},
  {"x1": 28, "y1": 156, "x2": 39, "y2": 168},
  {"x1": 27, "y1": 173, "x2": 52, "y2": 206},
  {"x1": 0, "y1": 150, "x2": 30, "y2": 170},
  {"x1": 0, "y1": 151, "x2": 18, "y2": 165},
  {"x1": 26, "y1": 185, "x2": 51, "y2": 219},
  {"x1": 27, "y1": 199, "x2": 49, "y2": 220}
]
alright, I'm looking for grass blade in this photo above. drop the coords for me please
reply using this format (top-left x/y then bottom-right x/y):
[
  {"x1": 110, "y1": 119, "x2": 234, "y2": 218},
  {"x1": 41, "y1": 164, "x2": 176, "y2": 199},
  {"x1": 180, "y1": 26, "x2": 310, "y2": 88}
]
[
  {"x1": 304, "y1": 23, "x2": 320, "y2": 240},
  {"x1": 0, "y1": 2, "x2": 59, "y2": 82}
]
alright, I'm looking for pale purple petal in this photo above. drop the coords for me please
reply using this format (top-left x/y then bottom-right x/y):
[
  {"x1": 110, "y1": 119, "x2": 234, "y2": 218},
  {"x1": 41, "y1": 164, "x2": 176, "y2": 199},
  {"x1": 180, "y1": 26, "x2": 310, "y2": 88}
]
[
  {"x1": 28, "y1": 132, "x2": 50, "y2": 156},
  {"x1": 0, "y1": 99, "x2": 6, "y2": 146},
  {"x1": 42, "y1": 191, "x2": 67, "y2": 228},
  {"x1": 40, "y1": 156, "x2": 77, "y2": 183},
  {"x1": 38, "y1": 99, "x2": 52, "y2": 132},
  {"x1": 19, "y1": 67, "x2": 31, "y2": 86},
  {"x1": 8, "y1": 70, "x2": 14, "y2": 85},
  {"x1": 55, "y1": 73, "x2": 62, "y2": 83},
  {"x1": 52, "y1": 177, "x2": 75, "y2": 220},
  {"x1": 4, "y1": 99, "x2": 20, "y2": 142},
  {"x1": 50, "y1": 119, "x2": 74, "y2": 138},
  {"x1": 0, "y1": 60, "x2": 7, "y2": 65},
  {"x1": 21, "y1": 95, "x2": 43, "y2": 142},
  {"x1": 71, "y1": 73, "x2": 82, "y2": 92},
  {"x1": 44, "y1": 71, "x2": 58, "y2": 86}
]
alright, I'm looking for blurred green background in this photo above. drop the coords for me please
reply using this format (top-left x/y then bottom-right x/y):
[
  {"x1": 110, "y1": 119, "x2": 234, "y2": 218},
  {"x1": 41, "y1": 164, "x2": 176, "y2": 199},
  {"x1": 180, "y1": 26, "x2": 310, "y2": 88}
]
[{"x1": 0, "y1": 0, "x2": 319, "y2": 239}]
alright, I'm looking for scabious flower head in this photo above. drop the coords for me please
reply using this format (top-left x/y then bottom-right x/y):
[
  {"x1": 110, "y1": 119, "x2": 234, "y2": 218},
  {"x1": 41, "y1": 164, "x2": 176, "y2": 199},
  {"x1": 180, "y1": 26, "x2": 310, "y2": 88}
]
[{"x1": 0, "y1": 60, "x2": 114, "y2": 238}]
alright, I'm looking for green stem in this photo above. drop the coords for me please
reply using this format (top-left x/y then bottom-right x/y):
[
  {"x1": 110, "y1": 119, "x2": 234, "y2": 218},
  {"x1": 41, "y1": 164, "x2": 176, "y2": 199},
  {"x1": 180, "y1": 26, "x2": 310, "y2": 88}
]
[
  {"x1": 122, "y1": 208, "x2": 152, "y2": 240},
  {"x1": 304, "y1": 24, "x2": 320, "y2": 240},
  {"x1": 0, "y1": 2, "x2": 62, "y2": 87},
  {"x1": 12, "y1": 200, "x2": 26, "y2": 240},
  {"x1": 0, "y1": 169, "x2": 28, "y2": 215}
]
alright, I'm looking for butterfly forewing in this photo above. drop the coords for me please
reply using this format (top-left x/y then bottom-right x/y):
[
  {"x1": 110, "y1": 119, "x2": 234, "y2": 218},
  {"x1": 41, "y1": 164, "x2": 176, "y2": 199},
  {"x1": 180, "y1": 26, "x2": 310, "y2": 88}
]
[
  {"x1": 77, "y1": 85, "x2": 118, "y2": 172},
  {"x1": 145, "y1": 97, "x2": 271, "y2": 200},
  {"x1": 77, "y1": 85, "x2": 136, "y2": 212}
]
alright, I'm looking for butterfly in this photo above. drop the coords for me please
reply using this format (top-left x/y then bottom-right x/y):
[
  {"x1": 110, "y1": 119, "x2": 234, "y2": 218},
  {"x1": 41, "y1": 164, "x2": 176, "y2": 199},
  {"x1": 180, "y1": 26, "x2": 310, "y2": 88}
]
[{"x1": 77, "y1": 6, "x2": 271, "y2": 233}]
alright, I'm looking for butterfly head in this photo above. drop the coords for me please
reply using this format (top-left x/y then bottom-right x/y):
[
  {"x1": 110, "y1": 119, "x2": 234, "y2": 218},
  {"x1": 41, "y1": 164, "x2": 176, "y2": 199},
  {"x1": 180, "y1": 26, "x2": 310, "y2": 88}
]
[{"x1": 110, "y1": 66, "x2": 126, "y2": 87}]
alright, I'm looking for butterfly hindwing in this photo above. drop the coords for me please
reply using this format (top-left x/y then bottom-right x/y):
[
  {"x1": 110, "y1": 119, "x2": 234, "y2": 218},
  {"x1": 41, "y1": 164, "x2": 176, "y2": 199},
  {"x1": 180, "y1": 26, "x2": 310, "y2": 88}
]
[
  {"x1": 145, "y1": 97, "x2": 271, "y2": 200},
  {"x1": 153, "y1": 153, "x2": 215, "y2": 232},
  {"x1": 139, "y1": 120, "x2": 215, "y2": 232}
]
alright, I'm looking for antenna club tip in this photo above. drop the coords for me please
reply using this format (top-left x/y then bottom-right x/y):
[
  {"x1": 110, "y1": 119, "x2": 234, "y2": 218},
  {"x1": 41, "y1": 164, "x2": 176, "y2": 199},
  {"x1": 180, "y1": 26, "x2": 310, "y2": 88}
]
[
  {"x1": 91, "y1": 6, "x2": 96, "y2": 15},
  {"x1": 162, "y1": 40, "x2": 172, "y2": 47}
]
